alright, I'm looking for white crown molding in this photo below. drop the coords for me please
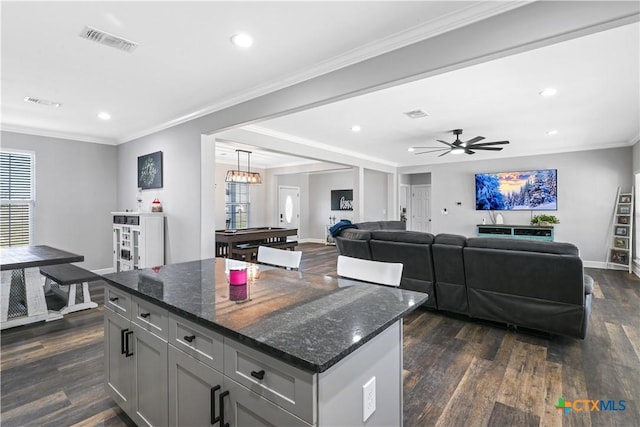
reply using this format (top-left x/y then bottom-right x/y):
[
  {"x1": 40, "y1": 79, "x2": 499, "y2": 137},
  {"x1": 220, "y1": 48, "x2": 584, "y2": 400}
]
[
  {"x1": 117, "y1": 2, "x2": 531, "y2": 144},
  {"x1": 244, "y1": 124, "x2": 399, "y2": 168},
  {"x1": 1, "y1": 124, "x2": 117, "y2": 146}
]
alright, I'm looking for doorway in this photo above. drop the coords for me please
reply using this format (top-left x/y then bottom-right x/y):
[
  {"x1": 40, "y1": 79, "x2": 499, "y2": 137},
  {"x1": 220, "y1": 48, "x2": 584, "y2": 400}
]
[
  {"x1": 278, "y1": 186, "x2": 300, "y2": 239},
  {"x1": 399, "y1": 184, "x2": 410, "y2": 229},
  {"x1": 410, "y1": 184, "x2": 431, "y2": 233}
]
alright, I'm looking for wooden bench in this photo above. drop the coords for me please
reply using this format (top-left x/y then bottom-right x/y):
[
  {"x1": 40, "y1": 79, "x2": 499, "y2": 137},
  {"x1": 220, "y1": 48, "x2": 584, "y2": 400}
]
[
  {"x1": 40, "y1": 264, "x2": 100, "y2": 315},
  {"x1": 230, "y1": 241, "x2": 298, "y2": 261}
]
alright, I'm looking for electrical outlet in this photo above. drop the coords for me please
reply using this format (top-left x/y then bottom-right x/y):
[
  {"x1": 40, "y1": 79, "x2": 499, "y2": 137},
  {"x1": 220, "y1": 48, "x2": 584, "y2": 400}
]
[{"x1": 363, "y1": 376, "x2": 376, "y2": 422}]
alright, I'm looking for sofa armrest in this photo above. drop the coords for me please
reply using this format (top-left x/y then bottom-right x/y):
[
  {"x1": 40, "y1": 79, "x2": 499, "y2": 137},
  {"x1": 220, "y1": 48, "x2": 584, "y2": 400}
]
[{"x1": 584, "y1": 274, "x2": 594, "y2": 295}]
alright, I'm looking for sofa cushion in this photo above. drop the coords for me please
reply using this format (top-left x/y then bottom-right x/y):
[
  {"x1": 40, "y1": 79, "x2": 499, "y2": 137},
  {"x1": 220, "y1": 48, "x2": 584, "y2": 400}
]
[
  {"x1": 355, "y1": 221, "x2": 406, "y2": 231},
  {"x1": 371, "y1": 230, "x2": 434, "y2": 244},
  {"x1": 434, "y1": 233, "x2": 467, "y2": 246},
  {"x1": 467, "y1": 237, "x2": 579, "y2": 256},
  {"x1": 338, "y1": 228, "x2": 371, "y2": 240}
]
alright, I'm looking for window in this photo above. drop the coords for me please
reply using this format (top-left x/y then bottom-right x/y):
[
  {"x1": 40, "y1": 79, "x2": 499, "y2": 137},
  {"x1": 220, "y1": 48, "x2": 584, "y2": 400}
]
[
  {"x1": 225, "y1": 182, "x2": 249, "y2": 229},
  {"x1": 1, "y1": 151, "x2": 35, "y2": 247}
]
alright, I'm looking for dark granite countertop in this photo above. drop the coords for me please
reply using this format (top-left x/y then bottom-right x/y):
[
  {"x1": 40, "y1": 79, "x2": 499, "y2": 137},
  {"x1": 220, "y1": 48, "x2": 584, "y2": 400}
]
[
  {"x1": 102, "y1": 258, "x2": 428, "y2": 373},
  {"x1": 0, "y1": 245, "x2": 84, "y2": 271}
]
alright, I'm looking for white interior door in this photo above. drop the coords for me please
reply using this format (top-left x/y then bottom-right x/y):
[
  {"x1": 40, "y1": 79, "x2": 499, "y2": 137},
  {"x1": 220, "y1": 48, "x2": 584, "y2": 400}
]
[
  {"x1": 411, "y1": 185, "x2": 431, "y2": 233},
  {"x1": 278, "y1": 186, "x2": 300, "y2": 239}
]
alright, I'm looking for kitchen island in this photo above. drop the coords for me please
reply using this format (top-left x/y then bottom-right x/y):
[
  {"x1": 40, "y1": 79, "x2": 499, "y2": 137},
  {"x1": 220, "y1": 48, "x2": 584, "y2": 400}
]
[{"x1": 101, "y1": 258, "x2": 428, "y2": 427}]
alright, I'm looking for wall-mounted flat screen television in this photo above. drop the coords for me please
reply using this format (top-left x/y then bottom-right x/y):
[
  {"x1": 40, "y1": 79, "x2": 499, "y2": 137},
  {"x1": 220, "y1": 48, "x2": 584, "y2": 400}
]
[{"x1": 475, "y1": 169, "x2": 557, "y2": 210}]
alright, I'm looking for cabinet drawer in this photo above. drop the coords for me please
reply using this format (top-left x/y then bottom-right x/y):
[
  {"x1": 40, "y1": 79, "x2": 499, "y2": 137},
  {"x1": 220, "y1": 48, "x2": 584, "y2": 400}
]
[
  {"x1": 169, "y1": 314, "x2": 224, "y2": 372},
  {"x1": 223, "y1": 377, "x2": 312, "y2": 427},
  {"x1": 132, "y1": 296, "x2": 168, "y2": 340},
  {"x1": 104, "y1": 285, "x2": 131, "y2": 318},
  {"x1": 224, "y1": 338, "x2": 316, "y2": 424}
]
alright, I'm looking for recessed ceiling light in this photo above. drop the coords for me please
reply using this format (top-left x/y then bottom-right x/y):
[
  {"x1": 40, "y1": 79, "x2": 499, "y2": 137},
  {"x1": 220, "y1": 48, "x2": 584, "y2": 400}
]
[
  {"x1": 539, "y1": 88, "x2": 557, "y2": 97},
  {"x1": 231, "y1": 33, "x2": 253, "y2": 48},
  {"x1": 407, "y1": 147, "x2": 415, "y2": 152},
  {"x1": 97, "y1": 112, "x2": 111, "y2": 120},
  {"x1": 351, "y1": 125, "x2": 361, "y2": 132},
  {"x1": 546, "y1": 129, "x2": 558, "y2": 135}
]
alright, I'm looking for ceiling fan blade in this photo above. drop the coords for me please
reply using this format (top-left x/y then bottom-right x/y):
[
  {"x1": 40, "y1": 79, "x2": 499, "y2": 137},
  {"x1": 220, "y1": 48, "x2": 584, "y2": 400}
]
[
  {"x1": 465, "y1": 149, "x2": 476, "y2": 155},
  {"x1": 464, "y1": 136, "x2": 485, "y2": 145},
  {"x1": 471, "y1": 146, "x2": 504, "y2": 151},
  {"x1": 411, "y1": 146, "x2": 446, "y2": 149},
  {"x1": 414, "y1": 148, "x2": 449, "y2": 155},
  {"x1": 469, "y1": 140, "x2": 510, "y2": 147},
  {"x1": 437, "y1": 140, "x2": 454, "y2": 147},
  {"x1": 438, "y1": 150, "x2": 450, "y2": 157}
]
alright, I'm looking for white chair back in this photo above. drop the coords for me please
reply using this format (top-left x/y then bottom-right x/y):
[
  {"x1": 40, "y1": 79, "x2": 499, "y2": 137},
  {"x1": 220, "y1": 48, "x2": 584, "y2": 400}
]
[
  {"x1": 257, "y1": 246, "x2": 302, "y2": 270},
  {"x1": 336, "y1": 255, "x2": 403, "y2": 287}
]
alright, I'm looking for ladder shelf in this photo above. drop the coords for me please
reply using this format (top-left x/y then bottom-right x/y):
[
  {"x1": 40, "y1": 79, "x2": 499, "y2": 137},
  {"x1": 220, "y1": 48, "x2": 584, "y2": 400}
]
[{"x1": 607, "y1": 187, "x2": 633, "y2": 273}]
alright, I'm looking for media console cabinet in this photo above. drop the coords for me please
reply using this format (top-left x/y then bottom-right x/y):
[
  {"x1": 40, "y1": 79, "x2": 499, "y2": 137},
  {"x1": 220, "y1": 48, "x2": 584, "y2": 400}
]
[{"x1": 476, "y1": 224, "x2": 554, "y2": 242}]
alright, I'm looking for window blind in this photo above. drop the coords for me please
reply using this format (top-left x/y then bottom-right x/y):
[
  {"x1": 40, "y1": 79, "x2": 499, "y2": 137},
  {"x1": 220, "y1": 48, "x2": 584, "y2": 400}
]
[{"x1": 0, "y1": 151, "x2": 34, "y2": 247}]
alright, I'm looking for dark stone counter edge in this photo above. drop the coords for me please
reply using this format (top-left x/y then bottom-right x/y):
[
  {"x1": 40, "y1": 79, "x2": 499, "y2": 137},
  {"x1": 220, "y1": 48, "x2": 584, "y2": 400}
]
[{"x1": 101, "y1": 276, "x2": 427, "y2": 374}]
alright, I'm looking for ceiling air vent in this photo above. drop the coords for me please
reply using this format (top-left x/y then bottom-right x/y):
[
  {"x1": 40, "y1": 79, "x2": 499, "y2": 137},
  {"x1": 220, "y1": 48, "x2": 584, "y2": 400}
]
[
  {"x1": 79, "y1": 26, "x2": 138, "y2": 53},
  {"x1": 23, "y1": 96, "x2": 62, "y2": 107},
  {"x1": 403, "y1": 109, "x2": 429, "y2": 119}
]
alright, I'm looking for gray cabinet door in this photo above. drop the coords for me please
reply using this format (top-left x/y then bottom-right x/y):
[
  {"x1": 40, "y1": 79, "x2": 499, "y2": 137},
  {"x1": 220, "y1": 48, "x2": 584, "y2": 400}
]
[
  {"x1": 168, "y1": 345, "x2": 224, "y2": 427},
  {"x1": 221, "y1": 377, "x2": 311, "y2": 427},
  {"x1": 104, "y1": 308, "x2": 132, "y2": 413},
  {"x1": 130, "y1": 323, "x2": 168, "y2": 427}
]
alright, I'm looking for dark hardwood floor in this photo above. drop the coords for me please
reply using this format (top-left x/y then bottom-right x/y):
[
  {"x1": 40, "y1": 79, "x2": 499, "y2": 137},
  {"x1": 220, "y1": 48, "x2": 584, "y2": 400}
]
[{"x1": 1, "y1": 243, "x2": 638, "y2": 426}]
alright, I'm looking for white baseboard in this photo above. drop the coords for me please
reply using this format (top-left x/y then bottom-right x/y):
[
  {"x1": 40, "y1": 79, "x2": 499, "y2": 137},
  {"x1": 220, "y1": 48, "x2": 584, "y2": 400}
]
[
  {"x1": 583, "y1": 261, "x2": 608, "y2": 269},
  {"x1": 299, "y1": 238, "x2": 326, "y2": 244}
]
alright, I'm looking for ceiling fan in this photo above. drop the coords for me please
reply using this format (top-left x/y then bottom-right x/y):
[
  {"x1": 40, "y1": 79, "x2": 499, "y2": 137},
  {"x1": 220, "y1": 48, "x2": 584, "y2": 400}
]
[{"x1": 411, "y1": 129, "x2": 509, "y2": 157}]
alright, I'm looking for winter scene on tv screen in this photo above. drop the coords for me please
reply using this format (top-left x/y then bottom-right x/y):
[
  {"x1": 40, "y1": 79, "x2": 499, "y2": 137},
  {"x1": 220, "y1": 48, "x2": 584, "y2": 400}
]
[{"x1": 475, "y1": 169, "x2": 557, "y2": 211}]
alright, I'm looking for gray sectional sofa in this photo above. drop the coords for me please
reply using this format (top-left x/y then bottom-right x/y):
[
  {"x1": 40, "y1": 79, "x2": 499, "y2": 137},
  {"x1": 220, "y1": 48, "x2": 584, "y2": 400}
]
[{"x1": 335, "y1": 221, "x2": 593, "y2": 339}]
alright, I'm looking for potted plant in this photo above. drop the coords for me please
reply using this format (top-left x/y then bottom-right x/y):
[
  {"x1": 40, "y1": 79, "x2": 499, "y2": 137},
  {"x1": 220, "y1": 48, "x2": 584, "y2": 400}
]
[{"x1": 531, "y1": 214, "x2": 560, "y2": 227}]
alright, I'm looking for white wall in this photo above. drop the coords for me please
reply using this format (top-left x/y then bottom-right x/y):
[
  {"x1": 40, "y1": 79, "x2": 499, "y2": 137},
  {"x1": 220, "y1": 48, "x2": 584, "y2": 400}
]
[
  {"x1": 310, "y1": 170, "x2": 355, "y2": 239},
  {"x1": 117, "y1": 122, "x2": 204, "y2": 264},
  {"x1": 1, "y1": 131, "x2": 117, "y2": 270},
  {"x1": 363, "y1": 169, "x2": 389, "y2": 221},
  {"x1": 400, "y1": 147, "x2": 633, "y2": 264}
]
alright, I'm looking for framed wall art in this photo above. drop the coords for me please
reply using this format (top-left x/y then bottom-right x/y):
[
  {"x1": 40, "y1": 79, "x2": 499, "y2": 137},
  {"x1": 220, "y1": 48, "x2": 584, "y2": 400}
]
[
  {"x1": 618, "y1": 195, "x2": 632, "y2": 204},
  {"x1": 614, "y1": 226, "x2": 629, "y2": 237},
  {"x1": 331, "y1": 189, "x2": 353, "y2": 211},
  {"x1": 617, "y1": 205, "x2": 630, "y2": 215},
  {"x1": 617, "y1": 215, "x2": 630, "y2": 225},
  {"x1": 138, "y1": 151, "x2": 163, "y2": 190},
  {"x1": 610, "y1": 250, "x2": 629, "y2": 265},
  {"x1": 614, "y1": 237, "x2": 629, "y2": 249}
]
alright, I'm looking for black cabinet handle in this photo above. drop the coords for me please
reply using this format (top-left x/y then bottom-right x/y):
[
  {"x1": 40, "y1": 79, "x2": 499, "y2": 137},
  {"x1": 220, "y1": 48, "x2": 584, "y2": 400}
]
[
  {"x1": 109, "y1": 297, "x2": 119, "y2": 302},
  {"x1": 184, "y1": 335, "x2": 196, "y2": 343},
  {"x1": 120, "y1": 328, "x2": 129, "y2": 354},
  {"x1": 125, "y1": 330, "x2": 134, "y2": 357},
  {"x1": 251, "y1": 369, "x2": 265, "y2": 380},
  {"x1": 210, "y1": 385, "x2": 221, "y2": 425},
  {"x1": 140, "y1": 312, "x2": 151, "y2": 318},
  {"x1": 219, "y1": 390, "x2": 230, "y2": 427}
]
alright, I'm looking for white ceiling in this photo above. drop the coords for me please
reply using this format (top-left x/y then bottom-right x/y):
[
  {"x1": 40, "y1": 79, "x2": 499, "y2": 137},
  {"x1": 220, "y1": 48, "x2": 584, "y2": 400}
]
[
  {"x1": 1, "y1": 1, "x2": 520, "y2": 145},
  {"x1": 1, "y1": 2, "x2": 638, "y2": 169},
  {"x1": 257, "y1": 21, "x2": 640, "y2": 167}
]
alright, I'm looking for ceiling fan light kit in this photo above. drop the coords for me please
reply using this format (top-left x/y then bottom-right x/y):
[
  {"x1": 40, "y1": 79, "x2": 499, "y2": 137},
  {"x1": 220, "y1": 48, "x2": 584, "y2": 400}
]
[{"x1": 412, "y1": 128, "x2": 510, "y2": 157}]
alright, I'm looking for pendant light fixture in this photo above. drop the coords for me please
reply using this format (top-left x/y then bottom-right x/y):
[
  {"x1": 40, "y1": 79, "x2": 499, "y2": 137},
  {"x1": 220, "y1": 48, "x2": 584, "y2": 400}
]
[{"x1": 225, "y1": 149, "x2": 262, "y2": 184}]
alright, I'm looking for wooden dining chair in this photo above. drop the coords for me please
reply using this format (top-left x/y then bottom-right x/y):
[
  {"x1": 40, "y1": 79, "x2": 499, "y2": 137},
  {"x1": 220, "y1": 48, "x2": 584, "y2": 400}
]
[
  {"x1": 336, "y1": 255, "x2": 404, "y2": 287},
  {"x1": 257, "y1": 245, "x2": 302, "y2": 270}
]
